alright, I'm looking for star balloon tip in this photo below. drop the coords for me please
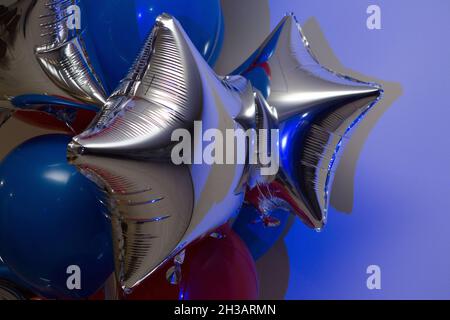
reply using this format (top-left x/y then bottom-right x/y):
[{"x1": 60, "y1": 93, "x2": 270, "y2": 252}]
[
  {"x1": 284, "y1": 12, "x2": 299, "y2": 22},
  {"x1": 368, "y1": 84, "x2": 384, "y2": 99},
  {"x1": 156, "y1": 12, "x2": 176, "y2": 26}
]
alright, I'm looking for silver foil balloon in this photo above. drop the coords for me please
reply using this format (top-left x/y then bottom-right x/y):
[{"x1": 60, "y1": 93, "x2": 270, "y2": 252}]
[
  {"x1": 67, "y1": 14, "x2": 271, "y2": 292},
  {"x1": 0, "y1": 0, "x2": 106, "y2": 128},
  {"x1": 234, "y1": 14, "x2": 383, "y2": 229}
]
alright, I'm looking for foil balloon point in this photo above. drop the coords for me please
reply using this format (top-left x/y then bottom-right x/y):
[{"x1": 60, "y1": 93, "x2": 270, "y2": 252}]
[
  {"x1": 34, "y1": 0, "x2": 107, "y2": 106},
  {"x1": 234, "y1": 14, "x2": 383, "y2": 229},
  {"x1": 68, "y1": 14, "x2": 257, "y2": 292}
]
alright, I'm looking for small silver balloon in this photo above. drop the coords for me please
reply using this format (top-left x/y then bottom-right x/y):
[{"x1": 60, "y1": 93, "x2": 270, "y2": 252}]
[
  {"x1": 234, "y1": 14, "x2": 383, "y2": 229},
  {"x1": 0, "y1": 0, "x2": 106, "y2": 127},
  {"x1": 68, "y1": 14, "x2": 264, "y2": 292}
]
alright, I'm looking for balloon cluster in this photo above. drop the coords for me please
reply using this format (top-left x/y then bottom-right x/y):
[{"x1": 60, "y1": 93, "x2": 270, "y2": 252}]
[{"x1": 0, "y1": 1, "x2": 381, "y2": 300}]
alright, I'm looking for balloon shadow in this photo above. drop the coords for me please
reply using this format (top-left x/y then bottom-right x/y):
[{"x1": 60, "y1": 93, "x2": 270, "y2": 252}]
[
  {"x1": 301, "y1": 17, "x2": 403, "y2": 214},
  {"x1": 215, "y1": 0, "x2": 271, "y2": 74}
]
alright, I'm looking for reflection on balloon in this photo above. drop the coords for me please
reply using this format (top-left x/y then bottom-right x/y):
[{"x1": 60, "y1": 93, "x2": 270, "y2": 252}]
[{"x1": 0, "y1": 135, "x2": 114, "y2": 299}]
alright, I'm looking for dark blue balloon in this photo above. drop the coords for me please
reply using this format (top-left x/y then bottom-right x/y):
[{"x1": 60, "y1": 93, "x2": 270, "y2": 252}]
[
  {"x1": 0, "y1": 135, "x2": 113, "y2": 299},
  {"x1": 233, "y1": 204, "x2": 292, "y2": 260},
  {"x1": 79, "y1": 0, "x2": 225, "y2": 93}
]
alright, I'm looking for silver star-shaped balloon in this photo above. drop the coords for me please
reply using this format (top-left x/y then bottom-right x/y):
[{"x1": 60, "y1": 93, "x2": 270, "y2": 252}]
[{"x1": 233, "y1": 14, "x2": 382, "y2": 229}]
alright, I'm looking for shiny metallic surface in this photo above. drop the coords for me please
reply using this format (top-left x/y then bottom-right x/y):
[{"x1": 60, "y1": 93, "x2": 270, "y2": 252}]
[
  {"x1": 68, "y1": 14, "x2": 251, "y2": 291},
  {"x1": 72, "y1": 13, "x2": 203, "y2": 158},
  {"x1": 70, "y1": 154, "x2": 193, "y2": 292},
  {"x1": 247, "y1": 90, "x2": 279, "y2": 187},
  {"x1": 0, "y1": 0, "x2": 106, "y2": 111},
  {"x1": 235, "y1": 14, "x2": 382, "y2": 229},
  {"x1": 35, "y1": 0, "x2": 107, "y2": 105}
]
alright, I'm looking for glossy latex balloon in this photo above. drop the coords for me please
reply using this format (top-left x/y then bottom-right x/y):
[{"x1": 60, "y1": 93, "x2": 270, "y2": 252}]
[
  {"x1": 123, "y1": 225, "x2": 259, "y2": 300},
  {"x1": 67, "y1": 14, "x2": 259, "y2": 292},
  {"x1": 233, "y1": 14, "x2": 383, "y2": 229},
  {"x1": 80, "y1": 0, "x2": 224, "y2": 92},
  {"x1": 0, "y1": 135, "x2": 114, "y2": 299}
]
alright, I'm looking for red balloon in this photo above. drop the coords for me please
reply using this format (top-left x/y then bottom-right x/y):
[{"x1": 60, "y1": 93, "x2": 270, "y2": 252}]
[
  {"x1": 123, "y1": 224, "x2": 259, "y2": 300},
  {"x1": 14, "y1": 109, "x2": 96, "y2": 135}
]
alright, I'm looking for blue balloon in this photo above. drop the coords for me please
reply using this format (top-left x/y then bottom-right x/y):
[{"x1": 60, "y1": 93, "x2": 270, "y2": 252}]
[
  {"x1": 0, "y1": 135, "x2": 113, "y2": 299},
  {"x1": 79, "y1": 0, "x2": 225, "y2": 93},
  {"x1": 233, "y1": 204, "x2": 292, "y2": 260}
]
